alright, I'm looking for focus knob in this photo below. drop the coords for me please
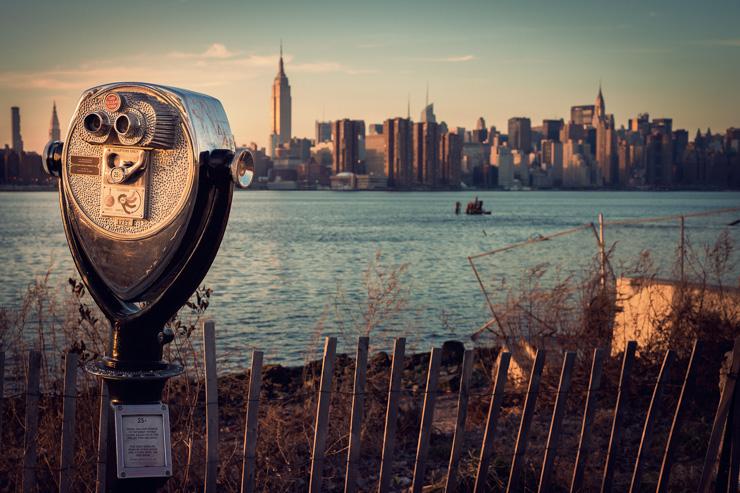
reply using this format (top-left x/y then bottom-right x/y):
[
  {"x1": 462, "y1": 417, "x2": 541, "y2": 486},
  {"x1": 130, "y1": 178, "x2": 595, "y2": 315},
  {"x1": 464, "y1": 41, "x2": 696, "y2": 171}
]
[{"x1": 43, "y1": 140, "x2": 63, "y2": 177}]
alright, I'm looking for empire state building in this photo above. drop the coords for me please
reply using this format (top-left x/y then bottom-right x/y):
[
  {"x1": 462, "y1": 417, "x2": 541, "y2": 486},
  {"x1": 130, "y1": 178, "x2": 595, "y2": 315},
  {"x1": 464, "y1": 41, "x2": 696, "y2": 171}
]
[{"x1": 270, "y1": 43, "x2": 292, "y2": 157}]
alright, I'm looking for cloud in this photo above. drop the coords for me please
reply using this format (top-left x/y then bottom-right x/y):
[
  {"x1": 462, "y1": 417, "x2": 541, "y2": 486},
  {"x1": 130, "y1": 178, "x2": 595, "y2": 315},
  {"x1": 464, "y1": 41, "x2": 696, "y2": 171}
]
[
  {"x1": 411, "y1": 54, "x2": 475, "y2": 63},
  {"x1": 170, "y1": 42, "x2": 239, "y2": 59},
  {"x1": 696, "y1": 38, "x2": 740, "y2": 47}
]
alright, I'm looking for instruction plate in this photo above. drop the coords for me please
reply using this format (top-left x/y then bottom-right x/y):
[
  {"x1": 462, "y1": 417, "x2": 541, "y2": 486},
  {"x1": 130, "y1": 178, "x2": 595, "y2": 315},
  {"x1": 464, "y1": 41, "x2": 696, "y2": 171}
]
[{"x1": 113, "y1": 403, "x2": 173, "y2": 479}]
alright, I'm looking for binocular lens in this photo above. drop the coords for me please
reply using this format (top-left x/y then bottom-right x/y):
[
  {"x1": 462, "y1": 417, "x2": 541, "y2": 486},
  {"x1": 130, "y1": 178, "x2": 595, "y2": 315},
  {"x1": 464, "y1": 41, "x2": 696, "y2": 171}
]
[
  {"x1": 115, "y1": 113, "x2": 142, "y2": 138},
  {"x1": 231, "y1": 149, "x2": 255, "y2": 189},
  {"x1": 83, "y1": 112, "x2": 110, "y2": 137}
]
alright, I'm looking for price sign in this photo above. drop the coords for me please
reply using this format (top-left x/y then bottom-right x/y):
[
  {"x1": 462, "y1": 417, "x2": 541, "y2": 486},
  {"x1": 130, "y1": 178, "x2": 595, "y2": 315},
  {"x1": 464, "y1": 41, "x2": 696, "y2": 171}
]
[{"x1": 113, "y1": 403, "x2": 173, "y2": 479}]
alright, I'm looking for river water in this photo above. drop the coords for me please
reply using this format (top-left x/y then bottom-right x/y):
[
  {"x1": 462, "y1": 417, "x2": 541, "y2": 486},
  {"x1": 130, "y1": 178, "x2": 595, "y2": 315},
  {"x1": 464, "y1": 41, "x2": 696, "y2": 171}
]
[{"x1": 1, "y1": 190, "x2": 738, "y2": 367}]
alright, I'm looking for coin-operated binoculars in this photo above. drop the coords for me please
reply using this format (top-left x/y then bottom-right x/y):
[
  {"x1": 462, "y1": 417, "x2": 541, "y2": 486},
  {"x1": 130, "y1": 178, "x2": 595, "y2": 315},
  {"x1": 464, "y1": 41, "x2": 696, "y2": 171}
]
[{"x1": 44, "y1": 82, "x2": 254, "y2": 491}]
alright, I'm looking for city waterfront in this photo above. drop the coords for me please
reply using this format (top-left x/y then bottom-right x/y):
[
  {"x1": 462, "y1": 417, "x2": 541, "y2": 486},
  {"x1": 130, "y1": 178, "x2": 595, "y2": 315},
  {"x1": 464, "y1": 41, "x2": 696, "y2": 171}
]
[{"x1": 1, "y1": 190, "x2": 738, "y2": 367}]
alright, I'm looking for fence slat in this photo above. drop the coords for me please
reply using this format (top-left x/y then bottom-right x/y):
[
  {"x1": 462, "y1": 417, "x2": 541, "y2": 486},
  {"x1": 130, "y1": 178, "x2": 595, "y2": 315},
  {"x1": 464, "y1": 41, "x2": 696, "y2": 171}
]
[
  {"x1": 203, "y1": 320, "x2": 219, "y2": 493},
  {"x1": 474, "y1": 351, "x2": 511, "y2": 493},
  {"x1": 22, "y1": 350, "x2": 41, "y2": 493},
  {"x1": 95, "y1": 380, "x2": 110, "y2": 493},
  {"x1": 726, "y1": 370, "x2": 740, "y2": 493},
  {"x1": 444, "y1": 349, "x2": 475, "y2": 493},
  {"x1": 344, "y1": 336, "x2": 369, "y2": 493},
  {"x1": 309, "y1": 336, "x2": 337, "y2": 493},
  {"x1": 240, "y1": 350, "x2": 263, "y2": 493},
  {"x1": 59, "y1": 352, "x2": 79, "y2": 493},
  {"x1": 628, "y1": 350, "x2": 675, "y2": 493},
  {"x1": 570, "y1": 347, "x2": 605, "y2": 492},
  {"x1": 601, "y1": 340, "x2": 637, "y2": 493},
  {"x1": 506, "y1": 348, "x2": 547, "y2": 493},
  {"x1": 0, "y1": 351, "x2": 5, "y2": 453},
  {"x1": 378, "y1": 337, "x2": 406, "y2": 493},
  {"x1": 698, "y1": 336, "x2": 740, "y2": 493},
  {"x1": 656, "y1": 340, "x2": 701, "y2": 493},
  {"x1": 411, "y1": 347, "x2": 442, "y2": 493},
  {"x1": 538, "y1": 351, "x2": 576, "y2": 493}
]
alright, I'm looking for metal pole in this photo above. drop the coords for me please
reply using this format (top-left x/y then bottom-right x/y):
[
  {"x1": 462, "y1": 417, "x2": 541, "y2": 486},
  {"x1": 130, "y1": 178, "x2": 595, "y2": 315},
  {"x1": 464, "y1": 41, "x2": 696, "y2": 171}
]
[{"x1": 679, "y1": 216, "x2": 685, "y2": 281}]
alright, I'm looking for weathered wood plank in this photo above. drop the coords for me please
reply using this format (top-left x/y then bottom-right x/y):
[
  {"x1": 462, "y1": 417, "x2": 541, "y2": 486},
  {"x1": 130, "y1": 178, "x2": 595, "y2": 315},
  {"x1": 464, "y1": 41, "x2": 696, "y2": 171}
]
[
  {"x1": 344, "y1": 336, "x2": 369, "y2": 493},
  {"x1": 22, "y1": 350, "x2": 41, "y2": 493},
  {"x1": 506, "y1": 348, "x2": 547, "y2": 493},
  {"x1": 411, "y1": 347, "x2": 442, "y2": 493},
  {"x1": 203, "y1": 320, "x2": 219, "y2": 493},
  {"x1": 538, "y1": 351, "x2": 576, "y2": 493},
  {"x1": 378, "y1": 337, "x2": 406, "y2": 493},
  {"x1": 444, "y1": 349, "x2": 475, "y2": 493},
  {"x1": 628, "y1": 350, "x2": 674, "y2": 493},
  {"x1": 309, "y1": 336, "x2": 337, "y2": 493},
  {"x1": 59, "y1": 352, "x2": 80, "y2": 493},
  {"x1": 570, "y1": 348, "x2": 605, "y2": 493},
  {"x1": 698, "y1": 336, "x2": 740, "y2": 493},
  {"x1": 474, "y1": 351, "x2": 511, "y2": 493},
  {"x1": 601, "y1": 340, "x2": 637, "y2": 493},
  {"x1": 0, "y1": 351, "x2": 5, "y2": 453},
  {"x1": 240, "y1": 350, "x2": 264, "y2": 493},
  {"x1": 95, "y1": 380, "x2": 110, "y2": 493},
  {"x1": 656, "y1": 340, "x2": 701, "y2": 493}
]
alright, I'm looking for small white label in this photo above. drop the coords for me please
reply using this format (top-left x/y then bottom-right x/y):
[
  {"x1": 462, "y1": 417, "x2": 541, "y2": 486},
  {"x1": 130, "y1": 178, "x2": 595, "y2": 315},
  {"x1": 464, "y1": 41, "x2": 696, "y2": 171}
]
[{"x1": 121, "y1": 415, "x2": 165, "y2": 468}]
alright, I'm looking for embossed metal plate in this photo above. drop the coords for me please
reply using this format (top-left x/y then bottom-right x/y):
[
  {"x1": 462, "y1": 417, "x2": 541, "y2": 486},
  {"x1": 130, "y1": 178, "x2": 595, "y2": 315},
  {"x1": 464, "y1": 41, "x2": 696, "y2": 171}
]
[{"x1": 113, "y1": 403, "x2": 173, "y2": 479}]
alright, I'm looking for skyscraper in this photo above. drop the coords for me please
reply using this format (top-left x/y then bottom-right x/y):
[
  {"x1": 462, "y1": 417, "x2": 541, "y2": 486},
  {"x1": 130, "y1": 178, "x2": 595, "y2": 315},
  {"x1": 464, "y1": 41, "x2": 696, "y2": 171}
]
[
  {"x1": 332, "y1": 119, "x2": 365, "y2": 174},
  {"x1": 315, "y1": 121, "x2": 332, "y2": 144},
  {"x1": 507, "y1": 117, "x2": 532, "y2": 153},
  {"x1": 439, "y1": 131, "x2": 462, "y2": 188},
  {"x1": 11, "y1": 107, "x2": 23, "y2": 153},
  {"x1": 383, "y1": 117, "x2": 413, "y2": 188},
  {"x1": 270, "y1": 43, "x2": 292, "y2": 157},
  {"x1": 49, "y1": 101, "x2": 60, "y2": 142},
  {"x1": 412, "y1": 122, "x2": 439, "y2": 186}
]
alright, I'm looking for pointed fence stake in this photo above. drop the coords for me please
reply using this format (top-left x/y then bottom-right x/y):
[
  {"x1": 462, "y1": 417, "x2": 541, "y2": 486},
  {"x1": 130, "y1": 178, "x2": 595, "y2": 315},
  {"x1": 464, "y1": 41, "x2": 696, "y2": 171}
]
[
  {"x1": 601, "y1": 341, "x2": 637, "y2": 493},
  {"x1": 95, "y1": 380, "x2": 110, "y2": 493},
  {"x1": 59, "y1": 352, "x2": 80, "y2": 493},
  {"x1": 698, "y1": 337, "x2": 740, "y2": 493},
  {"x1": 344, "y1": 337, "x2": 369, "y2": 493},
  {"x1": 240, "y1": 350, "x2": 263, "y2": 493},
  {"x1": 22, "y1": 350, "x2": 41, "y2": 493},
  {"x1": 628, "y1": 350, "x2": 674, "y2": 493},
  {"x1": 570, "y1": 348, "x2": 605, "y2": 493},
  {"x1": 411, "y1": 347, "x2": 442, "y2": 493},
  {"x1": 0, "y1": 351, "x2": 5, "y2": 453},
  {"x1": 444, "y1": 349, "x2": 475, "y2": 493},
  {"x1": 506, "y1": 348, "x2": 547, "y2": 493},
  {"x1": 538, "y1": 351, "x2": 576, "y2": 493},
  {"x1": 309, "y1": 336, "x2": 337, "y2": 493},
  {"x1": 203, "y1": 320, "x2": 219, "y2": 493},
  {"x1": 656, "y1": 340, "x2": 701, "y2": 493},
  {"x1": 474, "y1": 351, "x2": 511, "y2": 493},
  {"x1": 378, "y1": 337, "x2": 406, "y2": 493}
]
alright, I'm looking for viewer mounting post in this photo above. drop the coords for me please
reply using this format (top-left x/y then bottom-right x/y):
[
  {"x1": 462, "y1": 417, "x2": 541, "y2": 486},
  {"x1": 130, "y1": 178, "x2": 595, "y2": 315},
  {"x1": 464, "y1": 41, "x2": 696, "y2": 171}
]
[{"x1": 43, "y1": 82, "x2": 255, "y2": 492}]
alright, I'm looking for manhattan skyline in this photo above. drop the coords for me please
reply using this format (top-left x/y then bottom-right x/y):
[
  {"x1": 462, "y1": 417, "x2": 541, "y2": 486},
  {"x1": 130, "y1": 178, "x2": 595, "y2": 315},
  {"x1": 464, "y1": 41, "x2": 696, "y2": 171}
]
[{"x1": 1, "y1": 0, "x2": 739, "y2": 153}]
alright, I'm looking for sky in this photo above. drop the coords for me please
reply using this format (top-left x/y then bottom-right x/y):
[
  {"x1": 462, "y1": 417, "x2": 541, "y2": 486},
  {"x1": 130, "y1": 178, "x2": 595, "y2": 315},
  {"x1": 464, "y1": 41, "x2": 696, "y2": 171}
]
[{"x1": 1, "y1": 0, "x2": 739, "y2": 153}]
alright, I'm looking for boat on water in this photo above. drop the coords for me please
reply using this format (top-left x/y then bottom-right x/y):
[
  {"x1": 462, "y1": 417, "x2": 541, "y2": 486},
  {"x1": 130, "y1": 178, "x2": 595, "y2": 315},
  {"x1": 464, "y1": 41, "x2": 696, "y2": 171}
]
[{"x1": 456, "y1": 197, "x2": 491, "y2": 215}]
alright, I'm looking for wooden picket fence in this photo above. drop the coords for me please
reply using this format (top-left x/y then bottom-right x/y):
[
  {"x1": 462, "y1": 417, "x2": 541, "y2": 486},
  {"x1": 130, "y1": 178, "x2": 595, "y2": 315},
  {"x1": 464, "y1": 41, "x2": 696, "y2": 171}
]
[{"x1": 2, "y1": 331, "x2": 739, "y2": 492}]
